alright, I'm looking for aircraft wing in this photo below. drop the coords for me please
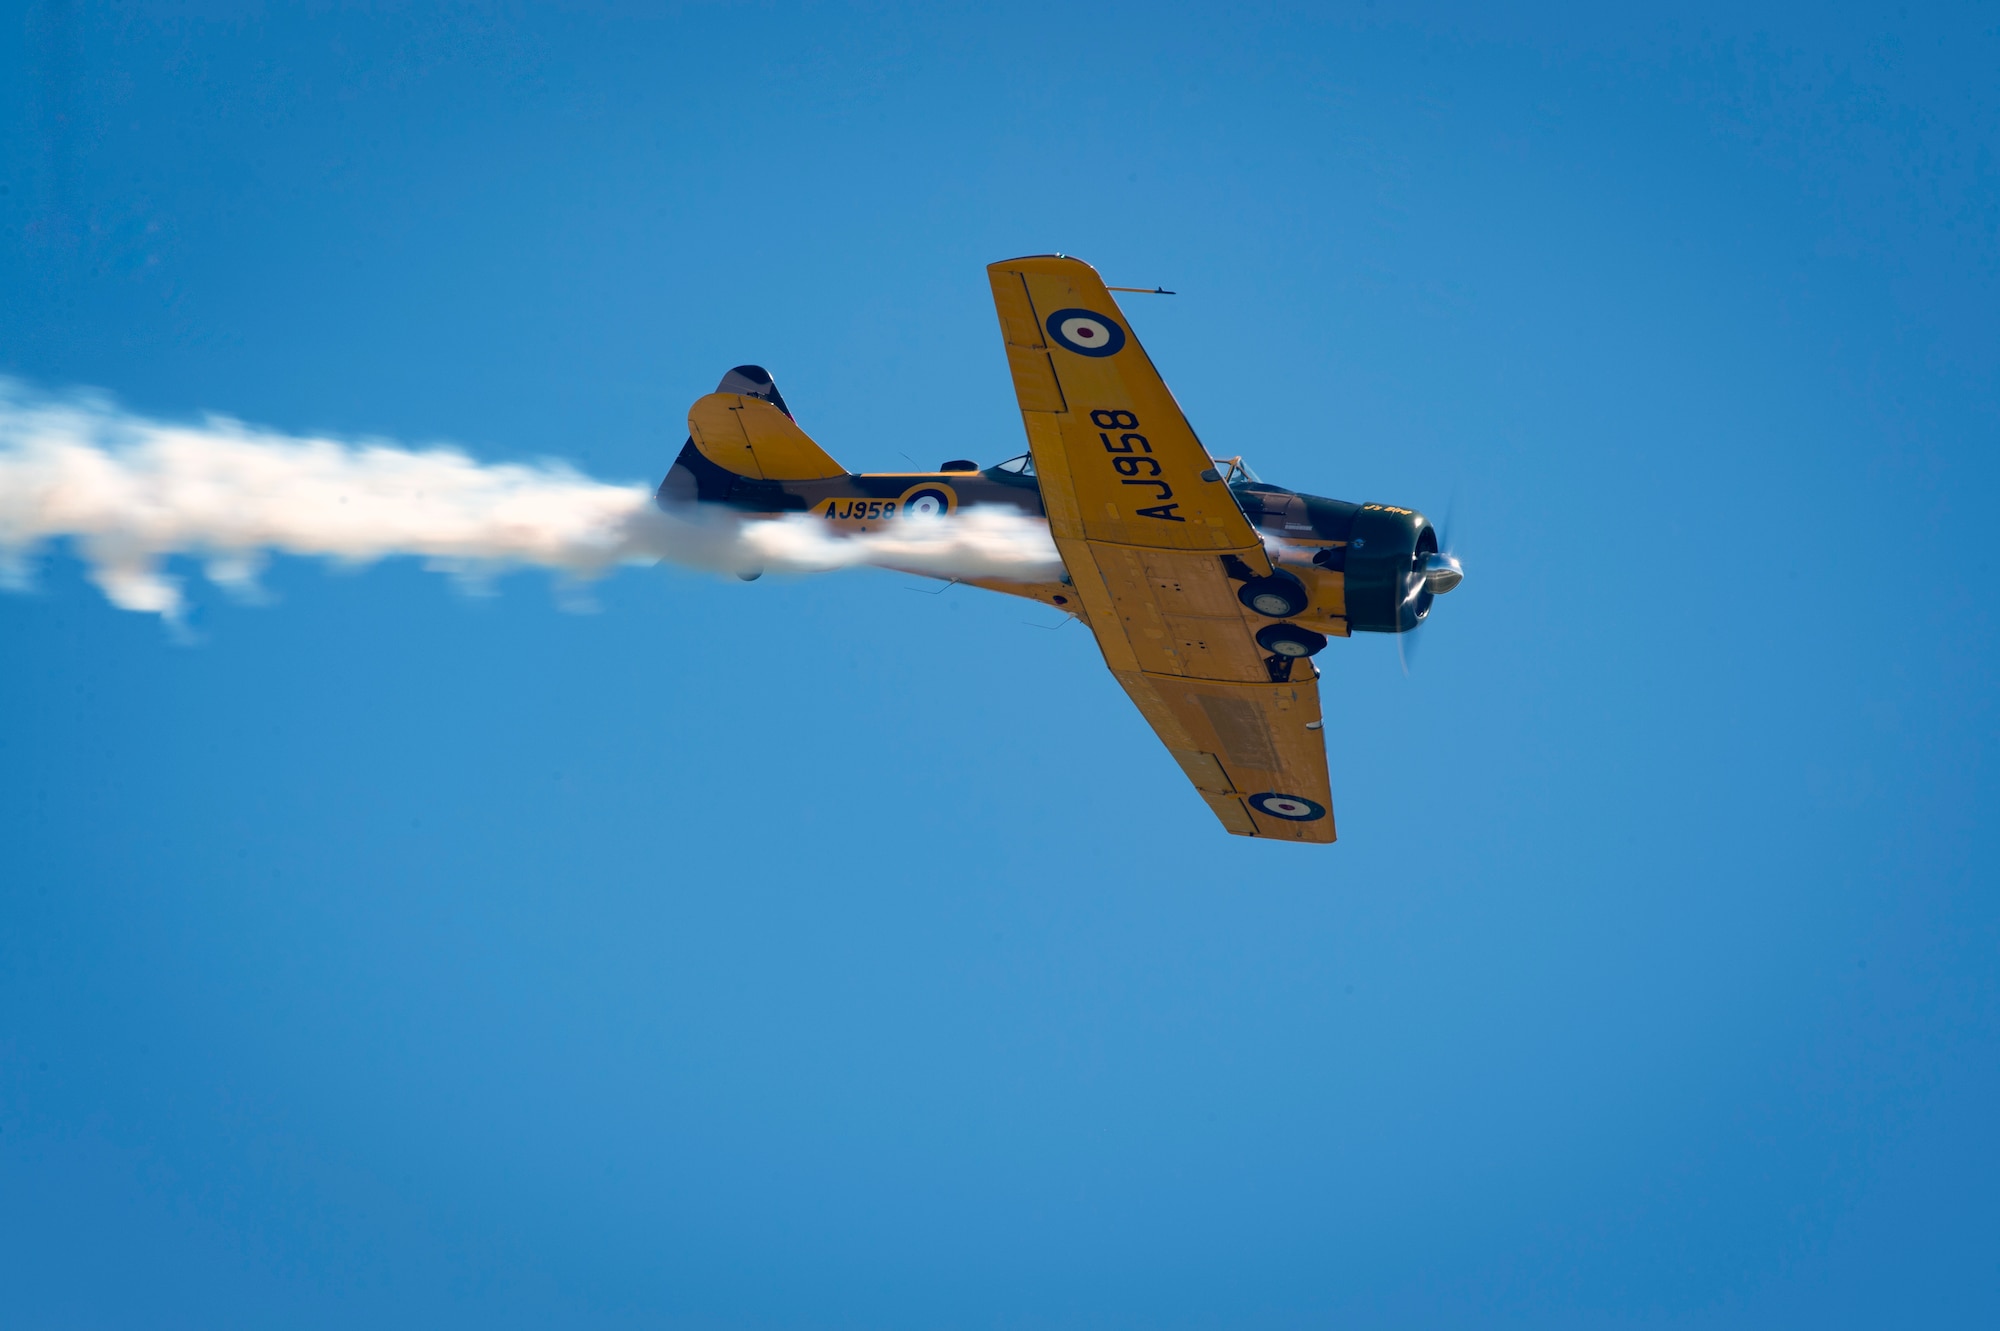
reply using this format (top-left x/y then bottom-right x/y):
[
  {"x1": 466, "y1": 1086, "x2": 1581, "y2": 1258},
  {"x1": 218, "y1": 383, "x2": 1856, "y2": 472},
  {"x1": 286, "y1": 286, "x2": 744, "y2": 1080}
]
[{"x1": 987, "y1": 255, "x2": 1334, "y2": 843}]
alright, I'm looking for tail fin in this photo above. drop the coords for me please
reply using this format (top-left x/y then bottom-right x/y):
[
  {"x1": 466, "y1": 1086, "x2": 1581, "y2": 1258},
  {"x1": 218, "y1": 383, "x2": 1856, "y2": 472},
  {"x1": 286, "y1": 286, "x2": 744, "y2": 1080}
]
[
  {"x1": 658, "y1": 365, "x2": 846, "y2": 508},
  {"x1": 714, "y1": 364, "x2": 793, "y2": 418}
]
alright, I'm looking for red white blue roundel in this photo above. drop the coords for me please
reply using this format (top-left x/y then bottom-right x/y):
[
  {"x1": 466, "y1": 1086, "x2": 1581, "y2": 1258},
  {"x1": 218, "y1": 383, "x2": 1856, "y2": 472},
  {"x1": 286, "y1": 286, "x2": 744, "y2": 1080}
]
[
  {"x1": 1248, "y1": 792, "x2": 1327, "y2": 821},
  {"x1": 898, "y1": 484, "x2": 954, "y2": 518},
  {"x1": 1045, "y1": 308, "x2": 1127, "y2": 357}
]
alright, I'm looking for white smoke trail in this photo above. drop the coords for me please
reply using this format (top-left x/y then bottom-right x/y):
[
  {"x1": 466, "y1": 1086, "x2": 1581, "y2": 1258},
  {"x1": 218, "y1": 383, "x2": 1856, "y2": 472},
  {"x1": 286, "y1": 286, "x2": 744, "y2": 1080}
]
[{"x1": 0, "y1": 381, "x2": 1064, "y2": 621}]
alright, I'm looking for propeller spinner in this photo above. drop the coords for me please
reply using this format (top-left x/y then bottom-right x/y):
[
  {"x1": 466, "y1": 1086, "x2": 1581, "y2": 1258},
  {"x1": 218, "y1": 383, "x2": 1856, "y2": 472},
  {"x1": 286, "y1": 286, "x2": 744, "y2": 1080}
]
[{"x1": 1395, "y1": 521, "x2": 1463, "y2": 674}]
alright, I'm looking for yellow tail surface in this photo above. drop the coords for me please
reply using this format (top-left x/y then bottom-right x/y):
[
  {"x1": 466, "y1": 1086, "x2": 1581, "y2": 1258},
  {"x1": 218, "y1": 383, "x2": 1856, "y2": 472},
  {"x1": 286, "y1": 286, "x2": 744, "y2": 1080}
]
[{"x1": 686, "y1": 393, "x2": 848, "y2": 481}]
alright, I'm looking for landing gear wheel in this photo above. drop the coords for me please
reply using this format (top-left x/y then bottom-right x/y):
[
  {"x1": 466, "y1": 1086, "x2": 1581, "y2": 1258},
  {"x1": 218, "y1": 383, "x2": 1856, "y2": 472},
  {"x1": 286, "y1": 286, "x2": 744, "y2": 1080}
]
[
  {"x1": 1237, "y1": 570, "x2": 1309, "y2": 618},
  {"x1": 1256, "y1": 622, "x2": 1328, "y2": 658}
]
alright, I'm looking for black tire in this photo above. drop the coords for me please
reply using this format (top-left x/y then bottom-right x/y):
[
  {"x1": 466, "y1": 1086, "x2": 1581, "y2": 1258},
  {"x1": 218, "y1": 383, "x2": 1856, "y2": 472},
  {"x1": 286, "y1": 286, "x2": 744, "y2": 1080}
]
[
  {"x1": 1238, "y1": 570, "x2": 1309, "y2": 618},
  {"x1": 1256, "y1": 622, "x2": 1328, "y2": 658}
]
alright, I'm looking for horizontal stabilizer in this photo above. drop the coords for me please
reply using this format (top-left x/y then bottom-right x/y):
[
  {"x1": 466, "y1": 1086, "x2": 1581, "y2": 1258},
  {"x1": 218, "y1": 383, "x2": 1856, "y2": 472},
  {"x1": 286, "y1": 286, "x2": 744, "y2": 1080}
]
[{"x1": 687, "y1": 393, "x2": 848, "y2": 481}]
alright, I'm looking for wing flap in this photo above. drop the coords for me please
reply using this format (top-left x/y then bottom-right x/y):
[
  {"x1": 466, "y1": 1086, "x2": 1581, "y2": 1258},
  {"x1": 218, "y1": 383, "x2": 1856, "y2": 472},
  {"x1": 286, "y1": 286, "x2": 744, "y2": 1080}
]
[
  {"x1": 1202, "y1": 792, "x2": 1261, "y2": 836},
  {"x1": 1168, "y1": 748, "x2": 1234, "y2": 791}
]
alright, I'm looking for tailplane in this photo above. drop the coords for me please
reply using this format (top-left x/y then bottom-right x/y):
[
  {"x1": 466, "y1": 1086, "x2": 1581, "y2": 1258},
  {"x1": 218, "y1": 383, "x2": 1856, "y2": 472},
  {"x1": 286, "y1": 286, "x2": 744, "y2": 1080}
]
[{"x1": 658, "y1": 365, "x2": 847, "y2": 508}]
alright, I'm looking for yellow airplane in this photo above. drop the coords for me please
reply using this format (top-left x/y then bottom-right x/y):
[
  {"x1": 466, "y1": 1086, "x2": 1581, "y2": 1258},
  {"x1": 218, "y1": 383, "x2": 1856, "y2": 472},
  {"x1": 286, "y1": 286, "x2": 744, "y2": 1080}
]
[{"x1": 659, "y1": 255, "x2": 1464, "y2": 843}]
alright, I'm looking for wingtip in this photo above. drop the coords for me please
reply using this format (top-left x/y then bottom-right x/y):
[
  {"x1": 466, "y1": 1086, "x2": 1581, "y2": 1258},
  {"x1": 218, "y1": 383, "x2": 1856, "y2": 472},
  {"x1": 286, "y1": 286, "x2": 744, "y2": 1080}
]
[{"x1": 987, "y1": 253, "x2": 1102, "y2": 277}]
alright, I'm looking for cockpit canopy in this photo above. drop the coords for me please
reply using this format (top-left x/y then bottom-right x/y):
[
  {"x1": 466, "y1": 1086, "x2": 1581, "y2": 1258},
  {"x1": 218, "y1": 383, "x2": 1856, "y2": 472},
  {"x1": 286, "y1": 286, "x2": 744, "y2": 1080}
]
[{"x1": 991, "y1": 453, "x2": 1036, "y2": 476}]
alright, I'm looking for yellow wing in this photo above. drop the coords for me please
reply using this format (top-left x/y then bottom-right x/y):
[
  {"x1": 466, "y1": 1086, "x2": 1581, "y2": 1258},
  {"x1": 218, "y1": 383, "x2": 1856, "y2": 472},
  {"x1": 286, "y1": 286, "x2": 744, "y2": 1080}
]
[
  {"x1": 987, "y1": 257, "x2": 1266, "y2": 552},
  {"x1": 687, "y1": 393, "x2": 849, "y2": 481},
  {"x1": 1117, "y1": 670, "x2": 1334, "y2": 843},
  {"x1": 987, "y1": 254, "x2": 1334, "y2": 843}
]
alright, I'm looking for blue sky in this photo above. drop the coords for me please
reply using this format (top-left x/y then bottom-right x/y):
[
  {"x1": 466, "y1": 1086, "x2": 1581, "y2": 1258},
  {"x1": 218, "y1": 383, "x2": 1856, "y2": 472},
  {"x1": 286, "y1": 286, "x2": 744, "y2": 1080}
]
[{"x1": 3, "y1": 4, "x2": 1996, "y2": 1327}]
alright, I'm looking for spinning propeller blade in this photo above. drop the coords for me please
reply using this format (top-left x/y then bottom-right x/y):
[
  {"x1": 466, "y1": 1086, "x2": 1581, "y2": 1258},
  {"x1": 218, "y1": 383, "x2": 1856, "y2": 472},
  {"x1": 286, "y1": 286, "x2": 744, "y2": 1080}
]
[{"x1": 1398, "y1": 498, "x2": 1462, "y2": 676}]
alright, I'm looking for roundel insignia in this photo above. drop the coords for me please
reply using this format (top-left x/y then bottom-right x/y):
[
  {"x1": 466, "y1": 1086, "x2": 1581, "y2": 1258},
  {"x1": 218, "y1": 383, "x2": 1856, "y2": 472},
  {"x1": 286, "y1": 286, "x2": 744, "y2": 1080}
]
[
  {"x1": 1248, "y1": 792, "x2": 1327, "y2": 822},
  {"x1": 1045, "y1": 308, "x2": 1127, "y2": 358},
  {"x1": 898, "y1": 483, "x2": 955, "y2": 518}
]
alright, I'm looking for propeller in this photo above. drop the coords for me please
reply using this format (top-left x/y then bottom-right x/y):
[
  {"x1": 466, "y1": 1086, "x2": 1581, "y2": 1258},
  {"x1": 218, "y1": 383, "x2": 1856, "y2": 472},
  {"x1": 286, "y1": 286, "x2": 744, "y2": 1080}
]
[{"x1": 1397, "y1": 501, "x2": 1463, "y2": 675}]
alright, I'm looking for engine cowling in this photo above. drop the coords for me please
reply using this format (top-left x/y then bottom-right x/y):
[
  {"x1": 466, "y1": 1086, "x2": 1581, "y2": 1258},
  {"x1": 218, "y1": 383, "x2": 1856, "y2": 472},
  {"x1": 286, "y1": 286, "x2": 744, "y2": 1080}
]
[
  {"x1": 1340, "y1": 503, "x2": 1438, "y2": 633},
  {"x1": 1231, "y1": 486, "x2": 1450, "y2": 634}
]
